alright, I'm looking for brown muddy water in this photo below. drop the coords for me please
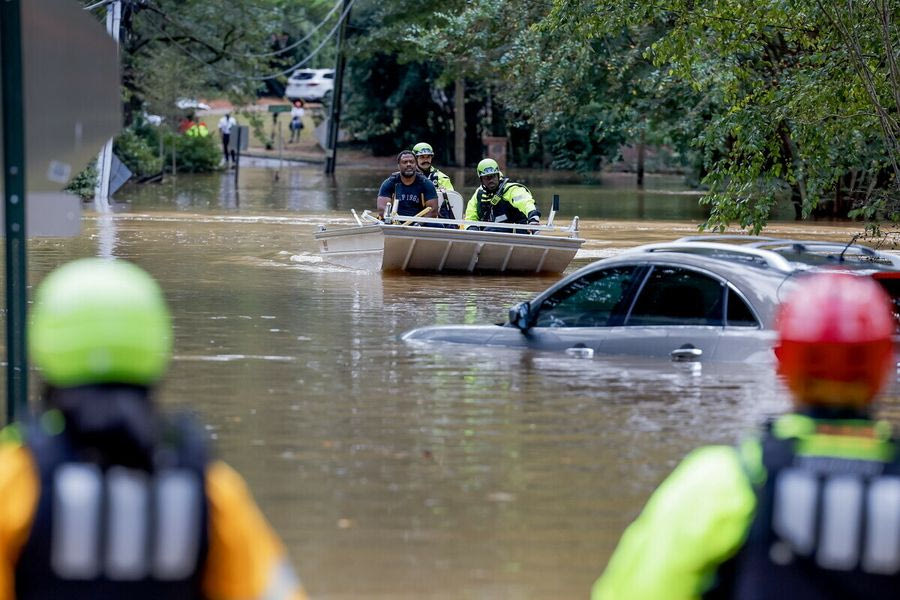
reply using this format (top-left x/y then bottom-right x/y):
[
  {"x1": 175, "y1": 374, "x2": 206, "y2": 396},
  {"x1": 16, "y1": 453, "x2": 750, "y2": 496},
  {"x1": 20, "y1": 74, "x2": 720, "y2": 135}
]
[{"x1": 9, "y1": 165, "x2": 900, "y2": 599}]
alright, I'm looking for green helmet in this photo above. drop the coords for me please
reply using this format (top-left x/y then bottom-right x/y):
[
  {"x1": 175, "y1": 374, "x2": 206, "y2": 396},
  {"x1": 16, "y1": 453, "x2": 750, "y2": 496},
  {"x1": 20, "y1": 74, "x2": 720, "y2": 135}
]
[
  {"x1": 412, "y1": 142, "x2": 434, "y2": 156},
  {"x1": 477, "y1": 158, "x2": 501, "y2": 177},
  {"x1": 29, "y1": 258, "x2": 173, "y2": 388}
]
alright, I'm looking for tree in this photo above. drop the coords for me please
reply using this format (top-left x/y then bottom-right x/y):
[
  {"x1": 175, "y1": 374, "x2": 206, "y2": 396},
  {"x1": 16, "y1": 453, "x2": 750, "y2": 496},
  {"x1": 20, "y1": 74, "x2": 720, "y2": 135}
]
[{"x1": 544, "y1": 0, "x2": 900, "y2": 232}]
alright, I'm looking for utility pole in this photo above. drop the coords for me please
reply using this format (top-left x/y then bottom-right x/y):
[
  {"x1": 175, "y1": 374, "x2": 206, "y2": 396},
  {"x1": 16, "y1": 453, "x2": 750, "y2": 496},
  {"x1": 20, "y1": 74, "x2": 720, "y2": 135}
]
[
  {"x1": 324, "y1": 0, "x2": 351, "y2": 175},
  {"x1": 93, "y1": 0, "x2": 121, "y2": 207},
  {"x1": 2, "y1": 0, "x2": 28, "y2": 423}
]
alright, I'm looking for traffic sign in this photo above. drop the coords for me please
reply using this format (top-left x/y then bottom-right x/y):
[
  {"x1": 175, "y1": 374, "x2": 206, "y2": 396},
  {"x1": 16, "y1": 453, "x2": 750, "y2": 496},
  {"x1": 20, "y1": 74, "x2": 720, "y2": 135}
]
[{"x1": 0, "y1": 0, "x2": 122, "y2": 198}]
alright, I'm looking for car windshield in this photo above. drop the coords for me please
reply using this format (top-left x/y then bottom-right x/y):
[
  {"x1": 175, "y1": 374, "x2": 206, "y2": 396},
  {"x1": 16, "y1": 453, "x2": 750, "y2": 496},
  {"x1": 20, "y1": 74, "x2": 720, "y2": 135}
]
[
  {"x1": 292, "y1": 72, "x2": 314, "y2": 80},
  {"x1": 873, "y1": 275, "x2": 900, "y2": 331}
]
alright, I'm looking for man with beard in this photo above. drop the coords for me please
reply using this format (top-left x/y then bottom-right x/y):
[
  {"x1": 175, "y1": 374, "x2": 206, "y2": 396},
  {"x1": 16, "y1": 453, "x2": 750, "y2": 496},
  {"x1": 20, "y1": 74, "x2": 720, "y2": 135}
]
[
  {"x1": 412, "y1": 142, "x2": 453, "y2": 192},
  {"x1": 377, "y1": 150, "x2": 438, "y2": 219},
  {"x1": 412, "y1": 142, "x2": 460, "y2": 224},
  {"x1": 464, "y1": 158, "x2": 540, "y2": 233}
]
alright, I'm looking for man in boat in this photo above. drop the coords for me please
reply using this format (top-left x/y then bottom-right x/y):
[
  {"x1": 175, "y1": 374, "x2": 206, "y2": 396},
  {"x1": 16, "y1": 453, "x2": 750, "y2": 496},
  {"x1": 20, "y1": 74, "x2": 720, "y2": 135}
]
[
  {"x1": 413, "y1": 142, "x2": 459, "y2": 223},
  {"x1": 592, "y1": 272, "x2": 900, "y2": 600},
  {"x1": 0, "y1": 258, "x2": 308, "y2": 600},
  {"x1": 464, "y1": 158, "x2": 540, "y2": 233},
  {"x1": 376, "y1": 149, "x2": 439, "y2": 221},
  {"x1": 412, "y1": 142, "x2": 454, "y2": 192}
]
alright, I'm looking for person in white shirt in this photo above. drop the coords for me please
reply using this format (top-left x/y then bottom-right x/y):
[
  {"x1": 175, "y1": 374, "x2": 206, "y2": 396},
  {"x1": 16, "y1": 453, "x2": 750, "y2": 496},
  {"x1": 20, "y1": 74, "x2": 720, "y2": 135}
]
[
  {"x1": 217, "y1": 113, "x2": 238, "y2": 164},
  {"x1": 289, "y1": 100, "x2": 305, "y2": 143}
]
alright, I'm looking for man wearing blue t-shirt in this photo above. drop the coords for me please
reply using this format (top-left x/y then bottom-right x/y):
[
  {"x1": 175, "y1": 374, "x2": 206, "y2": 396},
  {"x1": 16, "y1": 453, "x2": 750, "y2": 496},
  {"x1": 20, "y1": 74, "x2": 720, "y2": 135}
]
[{"x1": 376, "y1": 150, "x2": 438, "y2": 219}]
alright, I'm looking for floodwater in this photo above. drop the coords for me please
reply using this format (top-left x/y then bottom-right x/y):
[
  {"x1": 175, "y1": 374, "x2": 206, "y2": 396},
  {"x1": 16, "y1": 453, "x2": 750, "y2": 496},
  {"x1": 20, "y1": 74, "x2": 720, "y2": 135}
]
[{"x1": 13, "y1": 164, "x2": 898, "y2": 599}]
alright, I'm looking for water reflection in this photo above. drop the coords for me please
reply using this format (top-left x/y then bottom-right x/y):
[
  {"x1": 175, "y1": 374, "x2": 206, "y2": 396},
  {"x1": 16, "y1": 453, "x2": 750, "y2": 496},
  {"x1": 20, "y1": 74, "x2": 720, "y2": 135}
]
[{"x1": 118, "y1": 166, "x2": 806, "y2": 222}]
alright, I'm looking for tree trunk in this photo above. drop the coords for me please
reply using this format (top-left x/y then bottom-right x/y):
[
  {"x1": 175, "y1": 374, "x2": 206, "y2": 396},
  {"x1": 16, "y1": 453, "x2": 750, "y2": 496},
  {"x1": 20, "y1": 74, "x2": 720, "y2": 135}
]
[
  {"x1": 454, "y1": 79, "x2": 465, "y2": 168},
  {"x1": 636, "y1": 129, "x2": 646, "y2": 188}
]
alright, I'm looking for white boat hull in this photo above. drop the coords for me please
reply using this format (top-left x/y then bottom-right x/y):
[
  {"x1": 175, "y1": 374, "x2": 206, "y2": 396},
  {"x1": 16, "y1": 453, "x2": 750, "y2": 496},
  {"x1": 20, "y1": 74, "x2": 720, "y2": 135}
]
[{"x1": 315, "y1": 224, "x2": 584, "y2": 273}]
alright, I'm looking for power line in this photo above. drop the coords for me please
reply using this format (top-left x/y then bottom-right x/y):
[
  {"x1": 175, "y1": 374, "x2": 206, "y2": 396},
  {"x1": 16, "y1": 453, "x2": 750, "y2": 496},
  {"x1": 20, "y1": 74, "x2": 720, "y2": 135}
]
[
  {"x1": 243, "y1": 0, "x2": 343, "y2": 59},
  {"x1": 144, "y1": 0, "x2": 354, "y2": 81}
]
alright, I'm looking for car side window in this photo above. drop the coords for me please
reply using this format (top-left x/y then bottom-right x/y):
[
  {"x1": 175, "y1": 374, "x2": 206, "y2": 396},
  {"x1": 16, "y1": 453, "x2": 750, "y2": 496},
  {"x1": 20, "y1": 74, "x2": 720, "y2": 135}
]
[
  {"x1": 726, "y1": 287, "x2": 759, "y2": 327},
  {"x1": 626, "y1": 266, "x2": 724, "y2": 326},
  {"x1": 533, "y1": 266, "x2": 640, "y2": 328}
]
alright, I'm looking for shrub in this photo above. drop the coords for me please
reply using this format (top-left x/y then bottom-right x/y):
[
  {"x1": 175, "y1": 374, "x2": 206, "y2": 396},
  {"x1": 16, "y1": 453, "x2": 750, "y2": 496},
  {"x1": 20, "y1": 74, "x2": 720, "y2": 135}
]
[
  {"x1": 114, "y1": 129, "x2": 163, "y2": 178},
  {"x1": 64, "y1": 160, "x2": 98, "y2": 200},
  {"x1": 168, "y1": 131, "x2": 221, "y2": 173}
]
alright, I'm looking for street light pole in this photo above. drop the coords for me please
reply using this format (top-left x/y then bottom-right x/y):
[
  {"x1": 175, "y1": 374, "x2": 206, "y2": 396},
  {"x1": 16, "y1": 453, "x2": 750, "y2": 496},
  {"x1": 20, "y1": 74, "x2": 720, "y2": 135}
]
[{"x1": 324, "y1": 0, "x2": 351, "y2": 175}]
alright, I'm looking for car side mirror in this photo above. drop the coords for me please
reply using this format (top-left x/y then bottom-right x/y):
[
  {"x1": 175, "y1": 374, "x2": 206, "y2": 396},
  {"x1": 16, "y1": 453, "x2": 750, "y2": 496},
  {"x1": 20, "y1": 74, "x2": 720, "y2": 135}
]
[{"x1": 509, "y1": 302, "x2": 532, "y2": 331}]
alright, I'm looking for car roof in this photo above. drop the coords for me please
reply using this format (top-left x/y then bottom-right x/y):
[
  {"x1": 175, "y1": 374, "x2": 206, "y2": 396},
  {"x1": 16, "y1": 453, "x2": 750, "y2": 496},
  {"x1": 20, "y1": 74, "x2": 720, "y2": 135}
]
[
  {"x1": 630, "y1": 235, "x2": 900, "y2": 273},
  {"x1": 541, "y1": 236, "x2": 900, "y2": 329},
  {"x1": 291, "y1": 68, "x2": 334, "y2": 75}
]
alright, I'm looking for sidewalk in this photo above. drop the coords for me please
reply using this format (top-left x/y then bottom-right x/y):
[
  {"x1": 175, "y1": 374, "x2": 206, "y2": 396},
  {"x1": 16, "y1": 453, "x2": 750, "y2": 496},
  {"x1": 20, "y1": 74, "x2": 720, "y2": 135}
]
[{"x1": 198, "y1": 97, "x2": 393, "y2": 169}]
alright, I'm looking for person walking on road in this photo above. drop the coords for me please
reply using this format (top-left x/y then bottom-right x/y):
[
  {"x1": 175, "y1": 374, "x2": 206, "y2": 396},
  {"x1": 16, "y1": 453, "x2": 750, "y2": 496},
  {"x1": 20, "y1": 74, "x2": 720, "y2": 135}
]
[
  {"x1": 376, "y1": 150, "x2": 438, "y2": 219},
  {"x1": 592, "y1": 272, "x2": 900, "y2": 600},
  {"x1": 464, "y1": 158, "x2": 540, "y2": 233},
  {"x1": 218, "y1": 113, "x2": 238, "y2": 165},
  {"x1": 0, "y1": 258, "x2": 308, "y2": 600}
]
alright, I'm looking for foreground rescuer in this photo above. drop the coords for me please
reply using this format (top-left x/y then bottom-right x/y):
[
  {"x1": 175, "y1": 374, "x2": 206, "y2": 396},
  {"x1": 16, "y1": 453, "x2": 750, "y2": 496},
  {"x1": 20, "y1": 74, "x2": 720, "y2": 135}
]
[
  {"x1": 593, "y1": 272, "x2": 900, "y2": 599},
  {"x1": 0, "y1": 258, "x2": 307, "y2": 600},
  {"x1": 465, "y1": 158, "x2": 540, "y2": 233}
]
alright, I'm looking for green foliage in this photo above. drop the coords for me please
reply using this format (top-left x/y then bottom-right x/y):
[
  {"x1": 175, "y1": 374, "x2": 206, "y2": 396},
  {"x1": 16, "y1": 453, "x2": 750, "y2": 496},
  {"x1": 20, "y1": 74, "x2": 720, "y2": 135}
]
[
  {"x1": 64, "y1": 161, "x2": 98, "y2": 200},
  {"x1": 169, "y1": 132, "x2": 221, "y2": 173},
  {"x1": 114, "y1": 128, "x2": 163, "y2": 178},
  {"x1": 543, "y1": 0, "x2": 900, "y2": 231}
]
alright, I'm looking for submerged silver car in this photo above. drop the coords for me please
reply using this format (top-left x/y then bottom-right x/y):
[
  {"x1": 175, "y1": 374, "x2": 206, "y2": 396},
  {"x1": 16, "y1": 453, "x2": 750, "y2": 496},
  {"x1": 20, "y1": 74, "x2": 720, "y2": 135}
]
[{"x1": 402, "y1": 236, "x2": 900, "y2": 363}]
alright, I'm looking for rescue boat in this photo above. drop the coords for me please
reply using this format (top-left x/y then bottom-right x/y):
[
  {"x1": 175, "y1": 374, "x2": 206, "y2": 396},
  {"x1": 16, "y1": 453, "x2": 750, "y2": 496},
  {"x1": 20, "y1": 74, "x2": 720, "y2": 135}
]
[{"x1": 314, "y1": 192, "x2": 584, "y2": 273}]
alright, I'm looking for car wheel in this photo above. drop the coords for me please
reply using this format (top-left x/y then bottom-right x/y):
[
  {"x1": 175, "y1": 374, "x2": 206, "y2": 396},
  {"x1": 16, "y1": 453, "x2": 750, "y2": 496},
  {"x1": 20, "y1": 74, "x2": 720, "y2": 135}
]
[{"x1": 322, "y1": 90, "x2": 333, "y2": 107}]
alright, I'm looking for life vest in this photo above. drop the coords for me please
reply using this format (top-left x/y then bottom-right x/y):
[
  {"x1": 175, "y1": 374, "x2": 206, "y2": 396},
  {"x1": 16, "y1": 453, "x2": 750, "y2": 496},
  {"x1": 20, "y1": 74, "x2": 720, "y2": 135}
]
[
  {"x1": 185, "y1": 122, "x2": 209, "y2": 138},
  {"x1": 475, "y1": 179, "x2": 532, "y2": 224},
  {"x1": 385, "y1": 172, "x2": 429, "y2": 216},
  {"x1": 14, "y1": 412, "x2": 210, "y2": 600},
  {"x1": 710, "y1": 419, "x2": 900, "y2": 599}
]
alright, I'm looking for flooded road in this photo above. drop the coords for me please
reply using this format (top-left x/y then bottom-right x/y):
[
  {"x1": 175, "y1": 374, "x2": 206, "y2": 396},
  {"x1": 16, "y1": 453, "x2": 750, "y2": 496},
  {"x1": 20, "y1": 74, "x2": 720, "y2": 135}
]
[{"x1": 15, "y1": 166, "x2": 897, "y2": 598}]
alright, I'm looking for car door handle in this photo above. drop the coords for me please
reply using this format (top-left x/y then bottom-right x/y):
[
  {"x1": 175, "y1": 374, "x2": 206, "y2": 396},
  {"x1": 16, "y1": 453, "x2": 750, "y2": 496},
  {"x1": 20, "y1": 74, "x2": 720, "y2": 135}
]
[
  {"x1": 565, "y1": 344, "x2": 594, "y2": 358},
  {"x1": 671, "y1": 344, "x2": 702, "y2": 362}
]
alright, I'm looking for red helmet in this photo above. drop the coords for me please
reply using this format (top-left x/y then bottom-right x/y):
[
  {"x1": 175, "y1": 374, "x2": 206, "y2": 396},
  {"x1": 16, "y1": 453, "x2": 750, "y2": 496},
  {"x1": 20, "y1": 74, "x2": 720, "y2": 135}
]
[{"x1": 776, "y1": 272, "x2": 895, "y2": 407}]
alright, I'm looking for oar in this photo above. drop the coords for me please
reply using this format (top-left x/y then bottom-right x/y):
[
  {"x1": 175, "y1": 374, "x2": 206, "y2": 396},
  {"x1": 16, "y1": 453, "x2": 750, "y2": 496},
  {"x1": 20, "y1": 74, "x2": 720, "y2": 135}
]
[{"x1": 401, "y1": 207, "x2": 433, "y2": 226}]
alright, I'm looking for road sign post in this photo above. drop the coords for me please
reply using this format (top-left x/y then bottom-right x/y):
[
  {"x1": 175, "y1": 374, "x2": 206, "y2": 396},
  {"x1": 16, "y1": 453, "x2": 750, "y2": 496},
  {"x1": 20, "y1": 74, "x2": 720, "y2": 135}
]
[
  {"x1": 1, "y1": 0, "x2": 28, "y2": 423},
  {"x1": 1, "y1": 0, "x2": 121, "y2": 423}
]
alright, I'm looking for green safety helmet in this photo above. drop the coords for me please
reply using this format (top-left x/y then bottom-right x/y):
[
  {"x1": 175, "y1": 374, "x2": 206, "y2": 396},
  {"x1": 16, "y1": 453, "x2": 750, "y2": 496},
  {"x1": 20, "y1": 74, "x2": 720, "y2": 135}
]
[
  {"x1": 477, "y1": 158, "x2": 501, "y2": 177},
  {"x1": 29, "y1": 258, "x2": 173, "y2": 388},
  {"x1": 412, "y1": 142, "x2": 434, "y2": 156}
]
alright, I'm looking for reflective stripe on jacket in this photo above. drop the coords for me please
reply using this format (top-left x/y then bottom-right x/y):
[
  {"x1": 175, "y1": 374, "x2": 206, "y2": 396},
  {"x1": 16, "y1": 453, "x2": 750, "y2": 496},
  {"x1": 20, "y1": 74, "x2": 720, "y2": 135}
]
[
  {"x1": 592, "y1": 413, "x2": 900, "y2": 600},
  {"x1": 0, "y1": 421, "x2": 307, "y2": 600},
  {"x1": 464, "y1": 178, "x2": 539, "y2": 224}
]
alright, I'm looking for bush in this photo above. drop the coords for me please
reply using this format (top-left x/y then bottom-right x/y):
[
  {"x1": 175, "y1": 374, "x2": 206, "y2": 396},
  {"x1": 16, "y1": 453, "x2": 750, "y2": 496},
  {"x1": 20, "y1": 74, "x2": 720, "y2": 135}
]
[
  {"x1": 168, "y1": 131, "x2": 221, "y2": 173},
  {"x1": 114, "y1": 129, "x2": 163, "y2": 178},
  {"x1": 64, "y1": 160, "x2": 98, "y2": 200}
]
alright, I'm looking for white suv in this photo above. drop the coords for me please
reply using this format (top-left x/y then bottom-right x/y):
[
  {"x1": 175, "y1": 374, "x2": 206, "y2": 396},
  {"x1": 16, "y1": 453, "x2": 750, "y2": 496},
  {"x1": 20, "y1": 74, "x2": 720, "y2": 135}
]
[{"x1": 285, "y1": 68, "x2": 334, "y2": 103}]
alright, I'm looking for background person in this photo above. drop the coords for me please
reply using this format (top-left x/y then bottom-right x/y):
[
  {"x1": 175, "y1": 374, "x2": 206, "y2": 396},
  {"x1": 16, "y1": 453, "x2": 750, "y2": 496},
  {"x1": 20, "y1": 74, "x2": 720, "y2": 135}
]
[
  {"x1": 0, "y1": 258, "x2": 308, "y2": 600},
  {"x1": 288, "y1": 99, "x2": 305, "y2": 143},
  {"x1": 376, "y1": 150, "x2": 438, "y2": 219},
  {"x1": 464, "y1": 158, "x2": 540, "y2": 233},
  {"x1": 218, "y1": 112, "x2": 238, "y2": 164},
  {"x1": 592, "y1": 272, "x2": 900, "y2": 600}
]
